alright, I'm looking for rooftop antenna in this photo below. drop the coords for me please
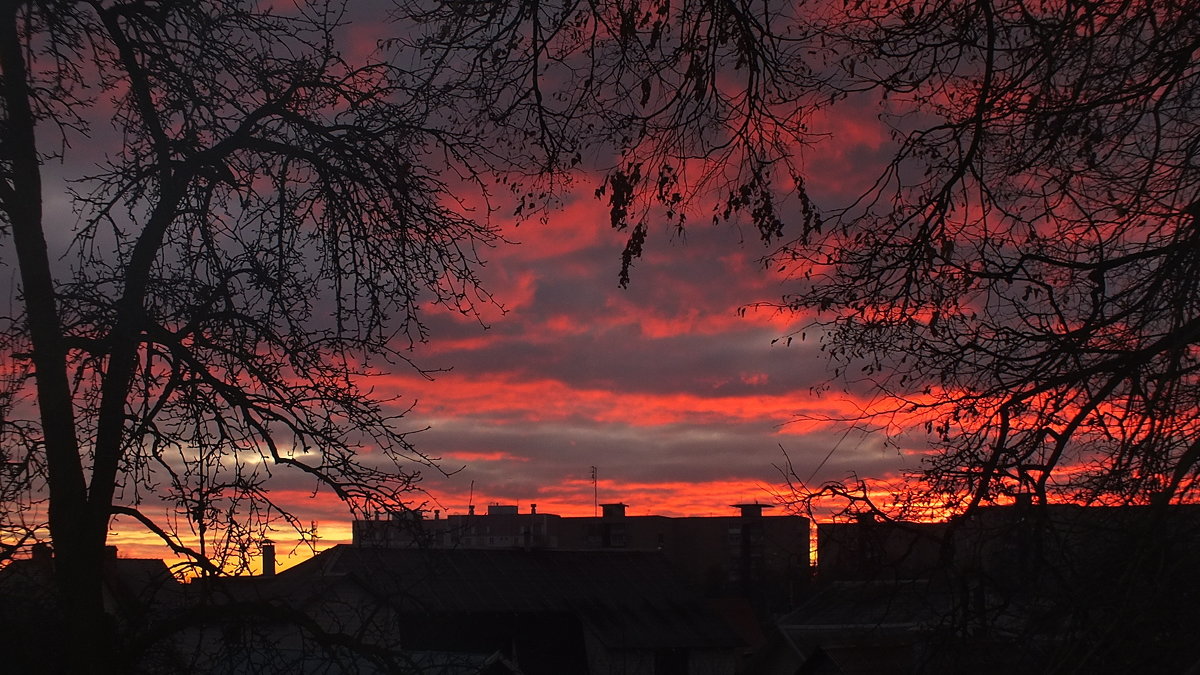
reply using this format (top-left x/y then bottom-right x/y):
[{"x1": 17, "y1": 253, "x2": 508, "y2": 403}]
[
  {"x1": 467, "y1": 480, "x2": 475, "y2": 516},
  {"x1": 590, "y1": 466, "x2": 598, "y2": 517}
]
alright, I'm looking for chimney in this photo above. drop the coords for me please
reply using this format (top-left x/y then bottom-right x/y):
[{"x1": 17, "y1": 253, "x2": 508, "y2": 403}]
[
  {"x1": 468, "y1": 504, "x2": 476, "y2": 516},
  {"x1": 530, "y1": 503, "x2": 537, "y2": 515},
  {"x1": 733, "y1": 503, "x2": 772, "y2": 518},
  {"x1": 262, "y1": 540, "x2": 276, "y2": 577},
  {"x1": 599, "y1": 504, "x2": 628, "y2": 548},
  {"x1": 600, "y1": 503, "x2": 627, "y2": 519}
]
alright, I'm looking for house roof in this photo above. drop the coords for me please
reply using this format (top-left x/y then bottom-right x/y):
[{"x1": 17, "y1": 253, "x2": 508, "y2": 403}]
[
  {"x1": 276, "y1": 545, "x2": 743, "y2": 651},
  {"x1": 0, "y1": 554, "x2": 178, "y2": 614}
]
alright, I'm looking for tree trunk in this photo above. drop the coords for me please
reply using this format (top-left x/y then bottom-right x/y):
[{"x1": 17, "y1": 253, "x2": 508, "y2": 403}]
[{"x1": 0, "y1": 5, "x2": 113, "y2": 672}]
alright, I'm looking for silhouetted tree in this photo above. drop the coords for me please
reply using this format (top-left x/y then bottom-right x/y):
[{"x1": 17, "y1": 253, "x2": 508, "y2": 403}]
[
  {"x1": 775, "y1": 0, "x2": 1200, "y2": 511},
  {"x1": 769, "y1": 3, "x2": 1200, "y2": 669},
  {"x1": 0, "y1": 1, "x2": 510, "y2": 669}
]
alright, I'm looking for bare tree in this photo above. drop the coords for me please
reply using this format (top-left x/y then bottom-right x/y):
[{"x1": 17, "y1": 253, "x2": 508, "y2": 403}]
[
  {"x1": 771, "y1": 0, "x2": 1200, "y2": 511},
  {"x1": 754, "y1": 3, "x2": 1200, "y2": 669},
  {"x1": 0, "y1": 1, "x2": 512, "y2": 668}
]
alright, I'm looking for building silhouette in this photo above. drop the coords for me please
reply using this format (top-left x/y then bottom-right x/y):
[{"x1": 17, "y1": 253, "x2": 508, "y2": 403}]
[
  {"x1": 7, "y1": 500, "x2": 1196, "y2": 672},
  {"x1": 763, "y1": 501, "x2": 1200, "y2": 674},
  {"x1": 353, "y1": 502, "x2": 811, "y2": 610}
]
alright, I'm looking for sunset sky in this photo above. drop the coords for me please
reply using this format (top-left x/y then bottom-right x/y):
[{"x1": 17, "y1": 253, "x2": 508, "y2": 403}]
[
  {"x1": 225, "y1": 96, "x2": 928, "y2": 562},
  {"x1": 95, "y1": 91, "x2": 928, "y2": 565},
  {"x1": 12, "y1": 9, "x2": 933, "y2": 566}
]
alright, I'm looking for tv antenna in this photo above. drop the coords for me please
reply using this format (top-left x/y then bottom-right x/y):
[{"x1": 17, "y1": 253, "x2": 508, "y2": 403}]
[{"x1": 590, "y1": 466, "x2": 598, "y2": 516}]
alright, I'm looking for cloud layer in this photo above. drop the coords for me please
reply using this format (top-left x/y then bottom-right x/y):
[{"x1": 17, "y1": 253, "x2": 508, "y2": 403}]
[{"x1": 383, "y1": 164, "x2": 922, "y2": 524}]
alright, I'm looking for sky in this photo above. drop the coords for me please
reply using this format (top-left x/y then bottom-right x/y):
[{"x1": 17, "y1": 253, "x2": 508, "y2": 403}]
[
  {"x1": 101, "y1": 92, "x2": 931, "y2": 566},
  {"x1": 5, "y1": 4, "x2": 936, "y2": 568},
  {"x1": 281, "y1": 100, "x2": 927, "y2": 552}
]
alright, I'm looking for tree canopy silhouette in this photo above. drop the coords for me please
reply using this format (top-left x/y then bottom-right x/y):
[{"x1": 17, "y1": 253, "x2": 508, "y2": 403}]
[
  {"x1": 774, "y1": 0, "x2": 1200, "y2": 512},
  {"x1": 0, "y1": 0, "x2": 508, "y2": 668}
]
